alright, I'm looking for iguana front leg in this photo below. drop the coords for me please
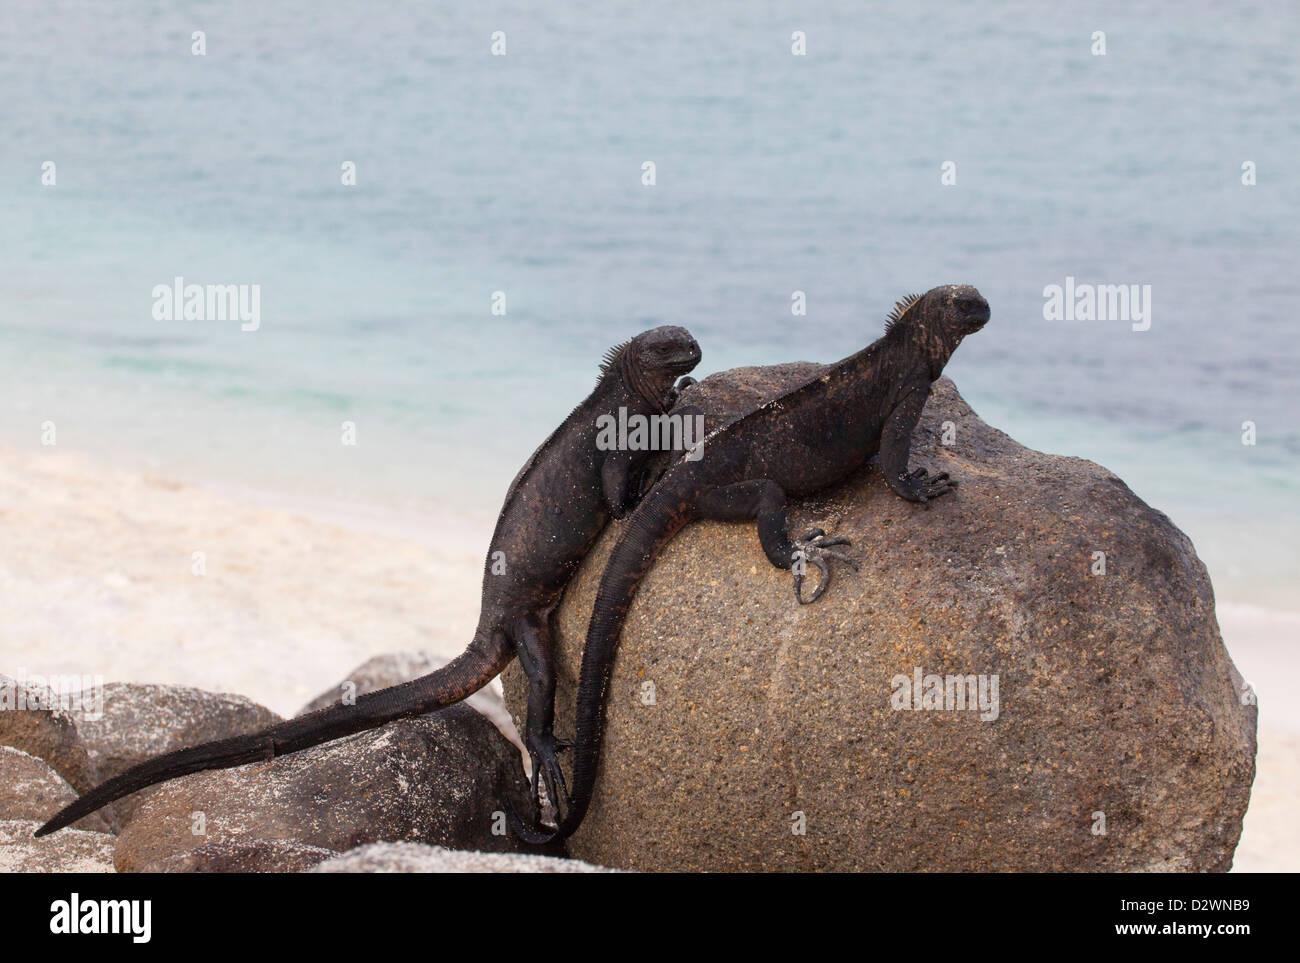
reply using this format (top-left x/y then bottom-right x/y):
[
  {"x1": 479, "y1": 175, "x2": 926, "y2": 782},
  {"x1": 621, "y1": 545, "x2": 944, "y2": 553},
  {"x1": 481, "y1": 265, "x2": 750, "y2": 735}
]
[
  {"x1": 665, "y1": 375, "x2": 697, "y2": 408},
  {"x1": 880, "y1": 386, "x2": 956, "y2": 503},
  {"x1": 605, "y1": 403, "x2": 707, "y2": 510},
  {"x1": 600, "y1": 451, "x2": 642, "y2": 519},
  {"x1": 698, "y1": 479, "x2": 856, "y2": 604}
]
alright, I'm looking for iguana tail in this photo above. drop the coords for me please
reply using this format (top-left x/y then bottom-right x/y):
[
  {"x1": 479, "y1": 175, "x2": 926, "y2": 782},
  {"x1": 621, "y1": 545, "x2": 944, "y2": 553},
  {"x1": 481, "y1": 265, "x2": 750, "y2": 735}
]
[
  {"x1": 35, "y1": 630, "x2": 512, "y2": 837},
  {"x1": 509, "y1": 482, "x2": 697, "y2": 843}
]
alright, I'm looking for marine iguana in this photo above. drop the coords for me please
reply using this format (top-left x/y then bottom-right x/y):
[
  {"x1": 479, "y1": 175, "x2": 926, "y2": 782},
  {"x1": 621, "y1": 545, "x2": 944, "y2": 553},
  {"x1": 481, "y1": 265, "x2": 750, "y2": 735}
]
[
  {"x1": 36, "y1": 325, "x2": 702, "y2": 838},
  {"x1": 509, "y1": 284, "x2": 990, "y2": 842}
]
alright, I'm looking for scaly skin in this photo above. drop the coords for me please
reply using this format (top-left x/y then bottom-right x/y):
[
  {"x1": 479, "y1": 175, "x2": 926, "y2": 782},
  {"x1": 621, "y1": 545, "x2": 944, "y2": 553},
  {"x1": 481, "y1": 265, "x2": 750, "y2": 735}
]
[
  {"x1": 509, "y1": 285, "x2": 990, "y2": 843},
  {"x1": 36, "y1": 326, "x2": 701, "y2": 838}
]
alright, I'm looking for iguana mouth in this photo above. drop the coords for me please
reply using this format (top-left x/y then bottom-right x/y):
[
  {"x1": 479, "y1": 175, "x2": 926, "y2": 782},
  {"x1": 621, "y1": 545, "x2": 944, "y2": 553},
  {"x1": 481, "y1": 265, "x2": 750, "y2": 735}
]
[
  {"x1": 961, "y1": 304, "x2": 990, "y2": 332},
  {"x1": 673, "y1": 343, "x2": 703, "y2": 371}
]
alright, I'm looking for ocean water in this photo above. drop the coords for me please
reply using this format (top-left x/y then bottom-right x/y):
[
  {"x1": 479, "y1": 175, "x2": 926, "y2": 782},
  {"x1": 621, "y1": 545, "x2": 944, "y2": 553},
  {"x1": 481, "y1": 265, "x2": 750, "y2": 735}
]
[{"x1": 1, "y1": 0, "x2": 1297, "y2": 607}]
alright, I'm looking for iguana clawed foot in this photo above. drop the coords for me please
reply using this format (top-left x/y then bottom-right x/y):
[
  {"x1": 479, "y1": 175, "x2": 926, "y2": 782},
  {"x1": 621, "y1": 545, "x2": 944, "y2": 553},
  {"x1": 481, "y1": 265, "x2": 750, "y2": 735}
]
[
  {"x1": 526, "y1": 732, "x2": 572, "y2": 816},
  {"x1": 791, "y1": 527, "x2": 858, "y2": 604},
  {"x1": 895, "y1": 467, "x2": 957, "y2": 504},
  {"x1": 666, "y1": 375, "x2": 698, "y2": 407}
]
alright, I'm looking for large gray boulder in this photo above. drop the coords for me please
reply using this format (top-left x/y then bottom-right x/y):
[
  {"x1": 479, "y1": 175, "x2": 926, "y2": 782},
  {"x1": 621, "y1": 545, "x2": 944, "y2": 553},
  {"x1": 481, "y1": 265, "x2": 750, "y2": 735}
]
[
  {"x1": 503, "y1": 369, "x2": 1257, "y2": 872},
  {"x1": 113, "y1": 704, "x2": 530, "y2": 872}
]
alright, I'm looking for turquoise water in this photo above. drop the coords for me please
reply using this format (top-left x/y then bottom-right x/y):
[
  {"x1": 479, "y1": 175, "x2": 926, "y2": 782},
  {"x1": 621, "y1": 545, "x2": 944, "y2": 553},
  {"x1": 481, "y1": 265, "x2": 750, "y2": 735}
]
[{"x1": 1, "y1": 1, "x2": 1297, "y2": 606}]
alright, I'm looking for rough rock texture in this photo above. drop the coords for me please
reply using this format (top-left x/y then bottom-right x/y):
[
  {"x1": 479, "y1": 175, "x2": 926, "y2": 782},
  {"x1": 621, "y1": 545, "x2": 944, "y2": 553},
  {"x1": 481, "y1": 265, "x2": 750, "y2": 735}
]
[
  {"x1": 137, "y1": 838, "x2": 338, "y2": 873},
  {"x1": 503, "y1": 369, "x2": 1257, "y2": 872},
  {"x1": 0, "y1": 673, "x2": 100, "y2": 792},
  {"x1": 113, "y1": 704, "x2": 530, "y2": 872},
  {"x1": 297, "y1": 651, "x2": 520, "y2": 748},
  {"x1": 66, "y1": 682, "x2": 281, "y2": 827},
  {"x1": 310, "y1": 842, "x2": 616, "y2": 873},
  {"x1": 0, "y1": 820, "x2": 115, "y2": 873},
  {"x1": 0, "y1": 746, "x2": 112, "y2": 834}
]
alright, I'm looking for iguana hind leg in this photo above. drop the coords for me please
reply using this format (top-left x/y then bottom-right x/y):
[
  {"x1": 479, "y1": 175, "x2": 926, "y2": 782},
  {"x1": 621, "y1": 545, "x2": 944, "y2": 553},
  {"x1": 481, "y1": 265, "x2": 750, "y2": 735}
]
[
  {"x1": 512, "y1": 613, "x2": 571, "y2": 815},
  {"x1": 697, "y1": 480, "x2": 856, "y2": 604}
]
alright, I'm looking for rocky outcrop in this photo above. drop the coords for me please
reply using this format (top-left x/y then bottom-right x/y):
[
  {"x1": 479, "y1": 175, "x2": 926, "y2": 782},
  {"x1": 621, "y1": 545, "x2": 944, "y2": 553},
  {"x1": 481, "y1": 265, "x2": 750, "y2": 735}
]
[
  {"x1": 503, "y1": 370, "x2": 1257, "y2": 872},
  {"x1": 113, "y1": 704, "x2": 530, "y2": 872},
  {"x1": 310, "y1": 842, "x2": 615, "y2": 873}
]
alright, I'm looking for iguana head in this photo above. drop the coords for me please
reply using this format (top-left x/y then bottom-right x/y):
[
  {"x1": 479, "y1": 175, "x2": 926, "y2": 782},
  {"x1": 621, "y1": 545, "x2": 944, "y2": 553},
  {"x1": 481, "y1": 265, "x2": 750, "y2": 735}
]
[
  {"x1": 608, "y1": 325, "x2": 702, "y2": 408},
  {"x1": 886, "y1": 284, "x2": 989, "y2": 377}
]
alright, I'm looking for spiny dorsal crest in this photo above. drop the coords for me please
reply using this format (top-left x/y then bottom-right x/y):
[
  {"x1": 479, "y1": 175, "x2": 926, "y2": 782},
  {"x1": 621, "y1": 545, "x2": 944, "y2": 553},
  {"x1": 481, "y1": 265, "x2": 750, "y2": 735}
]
[
  {"x1": 884, "y1": 293, "x2": 922, "y2": 332},
  {"x1": 598, "y1": 338, "x2": 633, "y2": 375}
]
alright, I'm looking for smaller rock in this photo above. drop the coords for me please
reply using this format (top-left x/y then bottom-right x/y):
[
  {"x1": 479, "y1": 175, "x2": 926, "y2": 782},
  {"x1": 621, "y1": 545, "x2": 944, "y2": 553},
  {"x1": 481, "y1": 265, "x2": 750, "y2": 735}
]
[
  {"x1": 0, "y1": 673, "x2": 100, "y2": 792},
  {"x1": 0, "y1": 820, "x2": 114, "y2": 873},
  {"x1": 71, "y1": 682, "x2": 282, "y2": 780},
  {"x1": 310, "y1": 843, "x2": 618, "y2": 873},
  {"x1": 114, "y1": 704, "x2": 530, "y2": 872},
  {"x1": 137, "y1": 839, "x2": 338, "y2": 873},
  {"x1": 69, "y1": 682, "x2": 282, "y2": 825},
  {"x1": 297, "y1": 651, "x2": 520, "y2": 748},
  {"x1": 0, "y1": 746, "x2": 113, "y2": 833}
]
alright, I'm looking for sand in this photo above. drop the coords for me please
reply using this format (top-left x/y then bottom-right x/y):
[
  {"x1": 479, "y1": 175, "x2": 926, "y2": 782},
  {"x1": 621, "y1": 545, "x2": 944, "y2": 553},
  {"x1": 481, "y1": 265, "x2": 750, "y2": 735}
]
[
  {"x1": 1215, "y1": 604, "x2": 1300, "y2": 872},
  {"x1": 0, "y1": 446, "x2": 1294, "y2": 871},
  {"x1": 0, "y1": 447, "x2": 492, "y2": 716}
]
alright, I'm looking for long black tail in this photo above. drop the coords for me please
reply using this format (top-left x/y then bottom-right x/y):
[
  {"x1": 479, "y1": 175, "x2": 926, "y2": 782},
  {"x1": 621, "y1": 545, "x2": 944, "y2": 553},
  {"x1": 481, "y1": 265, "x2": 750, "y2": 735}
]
[
  {"x1": 36, "y1": 631, "x2": 512, "y2": 837},
  {"x1": 510, "y1": 484, "x2": 696, "y2": 843}
]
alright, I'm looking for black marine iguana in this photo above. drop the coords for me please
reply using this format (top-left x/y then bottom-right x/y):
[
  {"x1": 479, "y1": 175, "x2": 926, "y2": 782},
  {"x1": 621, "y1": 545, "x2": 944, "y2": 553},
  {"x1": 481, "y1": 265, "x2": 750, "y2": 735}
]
[
  {"x1": 36, "y1": 325, "x2": 701, "y2": 838},
  {"x1": 510, "y1": 284, "x2": 990, "y2": 842}
]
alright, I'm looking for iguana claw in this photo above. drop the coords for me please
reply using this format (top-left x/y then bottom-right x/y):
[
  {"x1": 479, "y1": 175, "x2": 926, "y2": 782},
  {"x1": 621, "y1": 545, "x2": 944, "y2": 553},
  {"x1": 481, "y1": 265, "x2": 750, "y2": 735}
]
[
  {"x1": 527, "y1": 734, "x2": 572, "y2": 816},
  {"x1": 898, "y1": 467, "x2": 957, "y2": 503},
  {"x1": 666, "y1": 375, "x2": 698, "y2": 407},
  {"x1": 791, "y1": 528, "x2": 858, "y2": 604}
]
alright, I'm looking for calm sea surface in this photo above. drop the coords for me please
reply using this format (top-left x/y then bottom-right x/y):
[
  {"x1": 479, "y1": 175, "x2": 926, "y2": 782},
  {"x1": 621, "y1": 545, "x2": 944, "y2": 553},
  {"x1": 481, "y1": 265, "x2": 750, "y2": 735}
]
[{"x1": 2, "y1": 1, "x2": 1297, "y2": 606}]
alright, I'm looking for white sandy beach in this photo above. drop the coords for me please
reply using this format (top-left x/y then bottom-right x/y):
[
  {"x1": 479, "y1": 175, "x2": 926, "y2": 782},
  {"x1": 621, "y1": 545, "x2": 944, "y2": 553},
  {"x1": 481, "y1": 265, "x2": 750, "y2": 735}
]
[
  {"x1": 1214, "y1": 604, "x2": 1300, "y2": 872},
  {"x1": 0, "y1": 447, "x2": 492, "y2": 715},
  {"x1": 0, "y1": 446, "x2": 1294, "y2": 871}
]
